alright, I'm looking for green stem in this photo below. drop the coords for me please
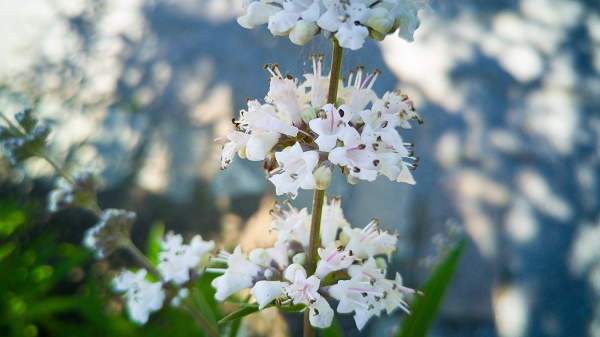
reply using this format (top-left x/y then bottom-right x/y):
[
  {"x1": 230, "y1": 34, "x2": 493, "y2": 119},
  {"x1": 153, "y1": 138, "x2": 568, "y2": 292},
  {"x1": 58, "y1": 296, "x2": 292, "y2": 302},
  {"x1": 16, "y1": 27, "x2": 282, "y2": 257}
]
[
  {"x1": 40, "y1": 152, "x2": 76, "y2": 185},
  {"x1": 304, "y1": 37, "x2": 344, "y2": 337},
  {"x1": 123, "y1": 239, "x2": 163, "y2": 280},
  {"x1": 327, "y1": 38, "x2": 344, "y2": 105}
]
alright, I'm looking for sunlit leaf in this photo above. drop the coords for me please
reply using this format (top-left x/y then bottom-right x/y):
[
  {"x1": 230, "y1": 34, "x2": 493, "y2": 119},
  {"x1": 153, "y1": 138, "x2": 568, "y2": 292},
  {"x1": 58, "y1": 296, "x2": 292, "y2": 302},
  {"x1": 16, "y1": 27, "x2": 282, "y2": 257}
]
[{"x1": 396, "y1": 237, "x2": 467, "y2": 337}]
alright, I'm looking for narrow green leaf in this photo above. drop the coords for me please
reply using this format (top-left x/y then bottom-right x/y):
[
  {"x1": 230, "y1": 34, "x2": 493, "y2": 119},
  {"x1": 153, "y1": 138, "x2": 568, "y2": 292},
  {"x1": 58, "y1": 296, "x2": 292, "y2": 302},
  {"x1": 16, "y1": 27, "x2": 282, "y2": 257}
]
[
  {"x1": 219, "y1": 304, "x2": 260, "y2": 324},
  {"x1": 321, "y1": 314, "x2": 344, "y2": 337},
  {"x1": 219, "y1": 301, "x2": 307, "y2": 325},
  {"x1": 228, "y1": 316, "x2": 243, "y2": 337},
  {"x1": 277, "y1": 303, "x2": 306, "y2": 313},
  {"x1": 396, "y1": 237, "x2": 467, "y2": 337},
  {"x1": 192, "y1": 288, "x2": 219, "y2": 329}
]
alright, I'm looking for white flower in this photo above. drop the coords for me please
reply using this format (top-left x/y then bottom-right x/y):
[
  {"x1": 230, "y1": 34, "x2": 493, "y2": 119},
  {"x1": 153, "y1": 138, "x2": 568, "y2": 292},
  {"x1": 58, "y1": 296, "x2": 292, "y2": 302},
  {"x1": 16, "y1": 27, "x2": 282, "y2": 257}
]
[
  {"x1": 238, "y1": 100, "x2": 299, "y2": 137},
  {"x1": 158, "y1": 234, "x2": 198, "y2": 284},
  {"x1": 328, "y1": 127, "x2": 379, "y2": 183},
  {"x1": 308, "y1": 103, "x2": 353, "y2": 152},
  {"x1": 317, "y1": 0, "x2": 371, "y2": 50},
  {"x1": 335, "y1": 20, "x2": 369, "y2": 50},
  {"x1": 298, "y1": 54, "x2": 329, "y2": 108},
  {"x1": 315, "y1": 242, "x2": 356, "y2": 278},
  {"x1": 271, "y1": 200, "x2": 312, "y2": 246},
  {"x1": 329, "y1": 275, "x2": 381, "y2": 330},
  {"x1": 283, "y1": 266, "x2": 321, "y2": 305},
  {"x1": 210, "y1": 245, "x2": 262, "y2": 301},
  {"x1": 269, "y1": 143, "x2": 319, "y2": 198},
  {"x1": 391, "y1": 0, "x2": 427, "y2": 42},
  {"x1": 309, "y1": 297, "x2": 334, "y2": 328},
  {"x1": 338, "y1": 67, "x2": 379, "y2": 122},
  {"x1": 157, "y1": 233, "x2": 214, "y2": 285},
  {"x1": 373, "y1": 90, "x2": 422, "y2": 128},
  {"x1": 268, "y1": 0, "x2": 322, "y2": 36},
  {"x1": 238, "y1": 1, "x2": 281, "y2": 29},
  {"x1": 220, "y1": 132, "x2": 250, "y2": 169},
  {"x1": 342, "y1": 218, "x2": 398, "y2": 259},
  {"x1": 320, "y1": 195, "x2": 350, "y2": 245},
  {"x1": 190, "y1": 234, "x2": 216, "y2": 265},
  {"x1": 251, "y1": 280, "x2": 289, "y2": 309},
  {"x1": 247, "y1": 131, "x2": 281, "y2": 161},
  {"x1": 265, "y1": 66, "x2": 303, "y2": 126},
  {"x1": 358, "y1": 109, "x2": 406, "y2": 156},
  {"x1": 113, "y1": 269, "x2": 165, "y2": 324}
]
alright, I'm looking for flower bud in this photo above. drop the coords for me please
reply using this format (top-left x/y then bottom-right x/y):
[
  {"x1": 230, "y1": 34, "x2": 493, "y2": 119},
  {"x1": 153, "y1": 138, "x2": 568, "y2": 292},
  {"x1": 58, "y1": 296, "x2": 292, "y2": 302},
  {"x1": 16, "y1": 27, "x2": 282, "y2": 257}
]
[
  {"x1": 284, "y1": 263, "x2": 306, "y2": 283},
  {"x1": 375, "y1": 257, "x2": 388, "y2": 269},
  {"x1": 264, "y1": 267, "x2": 282, "y2": 281},
  {"x1": 292, "y1": 252, "x2": 307, "y2": 265},
  {"x1": 365, "y1": 7, "x2": 394, "y2": 34},
  {"x1": 289, "y1": 20, "x2": 319, "y2": 46},
  {"x1": 83, "y1": 209, "x2": 137, "y2": 259},
  {"x1": 237, "y1": 1, "x2": 279, "y2": 29},
  {"x1": 249, "y1": 248, "x2": 271, "y2": 266},
  {"x1": 314, "y1": 165, "x2": 332, "y2": 190},
  {"x1": 300, "y1": 107, "x2": 318, "y2": 124}
]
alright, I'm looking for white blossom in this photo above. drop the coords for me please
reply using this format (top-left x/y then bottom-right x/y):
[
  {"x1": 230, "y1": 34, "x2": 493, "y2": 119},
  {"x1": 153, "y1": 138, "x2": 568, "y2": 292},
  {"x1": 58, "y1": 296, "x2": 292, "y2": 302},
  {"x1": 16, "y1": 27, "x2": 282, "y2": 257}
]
[
  {"x1": 315, "y1": 242, "x2": 356, "y2": 278},
  {"x1": 342, "y1": 218, "x2": 398, "y2": 259},
  {"x1": 269, "y1": 143, "x2": 319, "y2": 198},
  {"x1": 283, "y1": 267, "x2": 321, "y2": 305},
  {"x1": 308, "y1": 103, "x2": 353, "y2": 152},
  {"x1": 113, "y1": 269, "x2": 165, "y2": 324},
  {"x1": 210, "y1": 245, "x2": 262, "y2": 301},
  {"x1": 309, "y1": 297, "x2": 334, "y2": 328},
  {"x1": 270, "y1": 200, "x2": 311, "y2": 246}
]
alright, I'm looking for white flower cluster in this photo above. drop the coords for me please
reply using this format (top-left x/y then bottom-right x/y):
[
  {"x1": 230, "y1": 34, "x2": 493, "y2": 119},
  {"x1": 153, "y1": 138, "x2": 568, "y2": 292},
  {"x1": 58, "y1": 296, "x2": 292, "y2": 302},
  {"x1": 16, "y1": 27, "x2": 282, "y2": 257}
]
[
  {"x1": 238, "y1": 0, "x2": 427, "y2": 50},
  {"x1": 113, "y1": 269, "x2": 165, "y2": 324},
  {"x1": 111, "y1": 233, "x2": 215, "y2": 324},
  {"x1": 208, "y1": 196, "x2": 419, "y2": 330},
  {"x1": 220, "y1": 56, "x2": 421, "y2": 199}
]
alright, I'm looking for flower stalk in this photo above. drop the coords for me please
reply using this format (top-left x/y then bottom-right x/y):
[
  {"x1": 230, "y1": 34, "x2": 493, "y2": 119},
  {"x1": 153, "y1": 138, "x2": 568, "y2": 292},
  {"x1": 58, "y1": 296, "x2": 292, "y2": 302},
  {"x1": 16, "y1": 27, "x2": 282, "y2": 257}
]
[{"x1": 304, "y1": 37, "x2": 343, "y2": 337}]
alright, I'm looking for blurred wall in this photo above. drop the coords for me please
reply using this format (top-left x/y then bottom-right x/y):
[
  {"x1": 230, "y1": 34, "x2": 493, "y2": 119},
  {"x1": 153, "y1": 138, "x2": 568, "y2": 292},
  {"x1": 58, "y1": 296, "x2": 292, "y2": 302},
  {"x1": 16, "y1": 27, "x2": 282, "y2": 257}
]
[{"x1": 1, "y1": 0, "x2": 599, "y2": 336}]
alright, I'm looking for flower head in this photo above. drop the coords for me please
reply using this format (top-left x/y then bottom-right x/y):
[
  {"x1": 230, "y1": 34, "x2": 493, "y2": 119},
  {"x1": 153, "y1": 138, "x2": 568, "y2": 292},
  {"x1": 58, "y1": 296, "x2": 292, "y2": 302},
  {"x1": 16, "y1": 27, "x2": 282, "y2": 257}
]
[{"x1": 113, "y1": 269, "x2": 165, "y2": 324}]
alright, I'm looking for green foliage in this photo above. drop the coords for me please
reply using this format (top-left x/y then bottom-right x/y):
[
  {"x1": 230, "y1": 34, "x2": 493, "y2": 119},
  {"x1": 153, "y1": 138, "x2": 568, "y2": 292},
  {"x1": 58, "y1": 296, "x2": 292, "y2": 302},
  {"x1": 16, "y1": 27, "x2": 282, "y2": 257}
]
[
  {"x1": 396, "y1": 237, "x2": 467, "y2": 337},
  {"x1": 219, "y1": 301, "x2": 307, "y2": 325}
]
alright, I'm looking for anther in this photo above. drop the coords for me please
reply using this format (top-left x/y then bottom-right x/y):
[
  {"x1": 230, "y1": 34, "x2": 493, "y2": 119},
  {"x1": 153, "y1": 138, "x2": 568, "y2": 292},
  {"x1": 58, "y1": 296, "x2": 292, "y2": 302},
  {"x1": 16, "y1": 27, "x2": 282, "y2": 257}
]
[{"x1": 358, "y1": 144, "x2": 366, "y2": 150}]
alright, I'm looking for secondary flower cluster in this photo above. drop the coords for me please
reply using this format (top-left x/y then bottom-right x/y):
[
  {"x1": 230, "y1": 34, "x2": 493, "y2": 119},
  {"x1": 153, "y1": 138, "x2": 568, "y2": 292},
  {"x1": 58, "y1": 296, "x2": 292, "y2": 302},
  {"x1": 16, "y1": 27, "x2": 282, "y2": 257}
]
[
  {"x1": 219, "y1": 55, "x2": 421, "y2": 199},
  {"x1": 238, "y1": 0, "x2": 427, "y2": 49},
  {"x1": 207, "y1": 196, "x2": 420, "y2": 330},
  {"x1": 80, "y1": 207, "x2": 216, "y2": 325}
]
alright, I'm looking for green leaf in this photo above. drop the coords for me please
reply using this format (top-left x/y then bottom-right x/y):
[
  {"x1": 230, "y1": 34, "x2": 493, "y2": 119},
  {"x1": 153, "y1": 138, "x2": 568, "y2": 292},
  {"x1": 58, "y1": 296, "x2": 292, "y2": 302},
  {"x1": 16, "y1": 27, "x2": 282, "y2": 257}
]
[
  {"x1": 218, "y1": 301, "x2": 306, "y2": 324},
  {"x1": 396, "y1": 237, "x2": 467, "y2": 337},
  {"x1": 146, "y1": 221, "x2": 165, "y2": 266},
  {"x1": 228, "y1": 315, "x2": 243, "y2": 337},
  {"x1": 192, "y1": 288, "x2": 219, "y2": 329},
  {"x1": 321, "y1": 315, "x2": 344, "y2": 337},
  {"x1": 219, "y1": 304, "x2": 260, "y2": 325}
]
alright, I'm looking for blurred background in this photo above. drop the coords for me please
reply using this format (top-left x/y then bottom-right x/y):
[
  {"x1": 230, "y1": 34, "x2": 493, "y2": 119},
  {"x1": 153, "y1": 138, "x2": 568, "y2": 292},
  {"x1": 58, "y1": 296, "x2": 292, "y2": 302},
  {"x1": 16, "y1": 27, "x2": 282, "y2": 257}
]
[{"x1": 0, "y1": 0, "x2": 599, "y2": 336}]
